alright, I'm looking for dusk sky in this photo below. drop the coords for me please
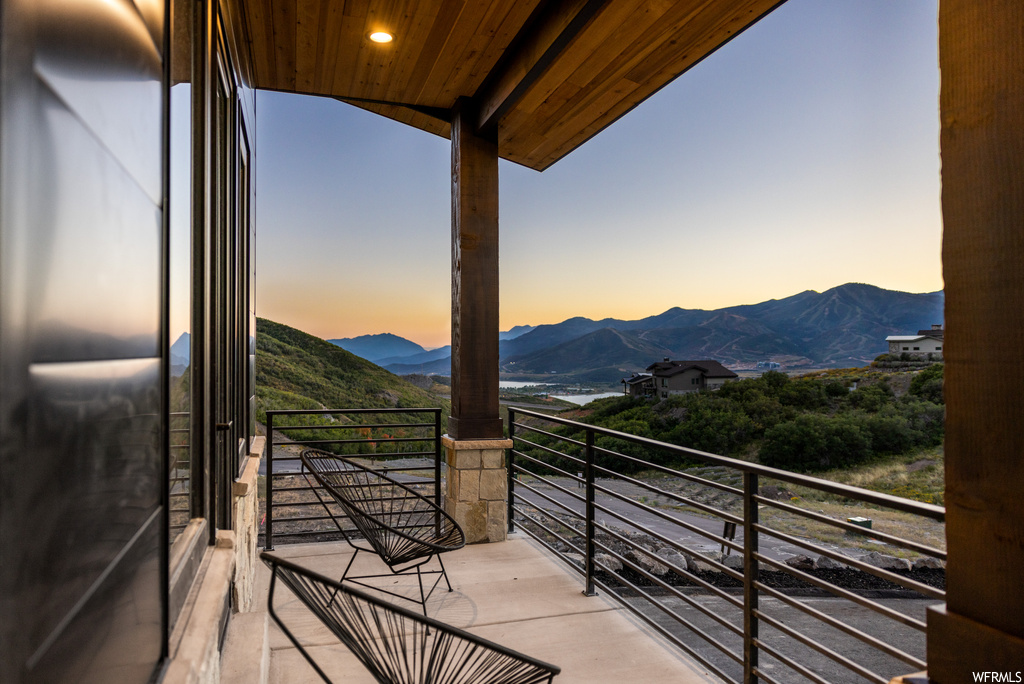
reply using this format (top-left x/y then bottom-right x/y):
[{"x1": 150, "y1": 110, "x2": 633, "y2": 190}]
[{"x1": 254, "y1": 0, "x2": 942, "y2": 349}]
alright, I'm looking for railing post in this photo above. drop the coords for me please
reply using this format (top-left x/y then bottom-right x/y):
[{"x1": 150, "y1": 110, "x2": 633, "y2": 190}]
[
  {"x1": 266, "y1": 411, "x2": 275, "y2": 551},
  {"x1": 434, "y1": 409, "x2": 442, "y2": 511},
  {"x1": 507, "y1": 409, "x2": 515, "y2": 534},
  {"x1": 743, "y1": 471, "x2": 759, "y2": 683},
  {"x1": 583, "y1": 429, "x2": 597, "y2": 597}
]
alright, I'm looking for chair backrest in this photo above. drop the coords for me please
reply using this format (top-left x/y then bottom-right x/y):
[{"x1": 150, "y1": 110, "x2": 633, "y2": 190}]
[
  {"x1": 262, "y1": 552, "x2": 560, "y2": 684},
  {"x1": 300, "y1": 449, "x2": 465, "y2": 565}
]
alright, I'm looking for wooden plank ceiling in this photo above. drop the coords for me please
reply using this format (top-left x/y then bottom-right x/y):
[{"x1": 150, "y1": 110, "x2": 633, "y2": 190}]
[{"x1": 241, "y1": 0, "x2": 785, "y2": 170}]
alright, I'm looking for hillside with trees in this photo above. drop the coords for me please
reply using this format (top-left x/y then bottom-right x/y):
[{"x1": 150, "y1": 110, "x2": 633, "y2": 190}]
[{"x1": 534, "y1": 366, "x2": 944, "y2": 479}]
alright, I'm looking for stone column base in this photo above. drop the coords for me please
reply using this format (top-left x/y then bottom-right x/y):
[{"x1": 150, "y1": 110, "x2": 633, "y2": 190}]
[{"x1": 442, "y1": 435, "x2": 512, "y2": 544}]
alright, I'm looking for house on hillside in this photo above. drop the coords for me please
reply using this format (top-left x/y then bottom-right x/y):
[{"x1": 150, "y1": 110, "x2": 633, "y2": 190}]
[
  {"x1": 886, "y1": 323, "x2": 945, "y2": 356},
  {"x1": 645, "y1": 359, "x2": 738, "y2": 398},
  {"x1": 621, "y1": 373, "x2": 655, "y2": 397}
]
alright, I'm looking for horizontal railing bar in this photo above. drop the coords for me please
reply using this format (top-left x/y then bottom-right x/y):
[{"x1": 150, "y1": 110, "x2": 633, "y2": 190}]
[
  {"x1": 268, "y1": 461, "x2": 435, "y2": 471},
  {"x1": 754, "y1": 640, "x2": 833, "y2": 684},
  {"x1": 600, "y1": 558, "x2": 744, "y2": 663},
  {"x1": 755, "y1": 580, "x2": 926, "y2": 669},
  {"x1": 261, "y1": 529, "x2": 352, "y2": 538},
  {"x1": 589, "y1": 573, "x2": 741, "y2": 684},
  {"x1": 755, "y1": 609, "x2": 888, "y2": 684},
  {"x1": 268, "y1": 459, "x2": 436, "y2": 468},
  {"x1": 754, "y1": 552, "x2": 928, "y2": 631},
  {"x1": 271, "y1": 422, "x2": 435, "y2": 432},
  {"x1": 593, "y1": 540, "x2": 745, "y2": 632},
  {"x1": 591, "y1": 446, "x2": 744, "y2": 496},
  {"x1": 267, "y1": 502, "x2": 347, "y2": 511},
  {"x1": 592, "y1": 496, "x2": 744, "y2": 560},
  {"x1": 591, "y1": 468, "x2": 744, "y2": 521},
  {"x1": 592, "y1": 478, "x2": 744, "y2": 537},
  {"x1": 271, "y1": 437, "x2": 430, "y2": 447},
  {"x1": 271, "y1": 515, "x2": 344, "y2": 524},
  {"x1": 754, "y1": 495, "x2": 947, "y2": 560},
  {"x1": 749, "y1": 668, "x2": 788, "y2": 684},
  {"x1": 270, "y1": 495, "x2": 420, "y2": 507},
  {"x1": 267, "y1": 408, "x2": 440, "y2": 416},
  {"x1": 512, "y1": 436, "x2": 585, "y2": 467},
  {"x1": 593, "y1": 527, "x2": 744, "y2": 607},
  {"x1": 513, "y1": 461, "x2": 586, "y2": 502},
  {"x1": 512, "y1": 509, "x2": 586, "y2": 558},
  {"x1": 512, "y1": 515, "x2": 586, "y2": 574},
  {"x1": 590, "y1": 500, "x2": 745, "y2": 576},
  {"x1": 753, "y1": 523, "x2": 944, "y2": 599},
  {"x1": 512, "y1": 448, "x2": 588, "y2": 482},
  {"x1": 510, "y1": 420, "x2": 586, "y2": 450},
  {"x1": 511, "y1": 473, "x2": 586, "y2": 522},
  {"x1": 511, "y1": 408, "x2": 945, "y2": 520},
  {"x1": 270, "y1": 485, "x2": 430, "y2": 498},
  {"x1": 512, "y1": 507, "x2": 577, "y2": 548}
]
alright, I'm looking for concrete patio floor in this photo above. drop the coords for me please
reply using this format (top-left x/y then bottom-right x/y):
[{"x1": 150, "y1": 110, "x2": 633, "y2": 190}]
[{"x1": 255, "y1": 534, "x2": 721, "y2": 684}]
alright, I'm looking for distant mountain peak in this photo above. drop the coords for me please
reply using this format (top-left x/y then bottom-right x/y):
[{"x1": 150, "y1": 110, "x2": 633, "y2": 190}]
[{"x1": 327, "y1": 333, "x2": 426, "y2": 363}]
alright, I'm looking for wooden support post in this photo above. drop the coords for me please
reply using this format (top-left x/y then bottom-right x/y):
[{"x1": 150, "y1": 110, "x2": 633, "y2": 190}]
[
  {"x1": 928, "y1": 1, "x2": 1024, "y2": 681},
  {"x1": 449, "y1": 97, "x2": 503, "y2": 440}
]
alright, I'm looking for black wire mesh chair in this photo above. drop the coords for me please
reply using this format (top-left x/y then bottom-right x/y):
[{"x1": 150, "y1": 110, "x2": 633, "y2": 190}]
[
  {"x1": 263, "y1": 552, "x2": 561, "y2": 684},
  {"x1": 299, "y1": 448, "x2": 466, "y2": 614}
]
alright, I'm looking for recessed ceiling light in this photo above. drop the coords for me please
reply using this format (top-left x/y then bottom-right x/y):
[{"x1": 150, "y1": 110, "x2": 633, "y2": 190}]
[{"x1": 369, "y1": 31, "x2": 393, "y2": 44}]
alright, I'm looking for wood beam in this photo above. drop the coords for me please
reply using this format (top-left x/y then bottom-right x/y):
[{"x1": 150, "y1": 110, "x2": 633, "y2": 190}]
[
  {"x1": 473, "y1": 0, "x2": 610, "y2": 135},
  {"x1": 449, "y1": 97, "x2": 503, "y2": 440},
  {"x1": 929, "y1": 0, "x2": 1024, "y2": 680}
]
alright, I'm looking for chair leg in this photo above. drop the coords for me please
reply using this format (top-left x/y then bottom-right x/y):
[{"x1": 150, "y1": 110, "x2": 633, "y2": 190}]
[
  {"x1": 339, "y1": 547, "x2": 360, "y2": 583},
  {"x1": 437, "y1": 554, "x2": 453, "y2": 592},
  {"x1": 416, "y1": 564, "x2": 428, "y2": 617}
]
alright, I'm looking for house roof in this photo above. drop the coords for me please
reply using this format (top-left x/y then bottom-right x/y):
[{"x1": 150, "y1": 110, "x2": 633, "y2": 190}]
[
  {"x1": 886, "y1": 335, "x2": 931, "y2": 342},
  {"x1": 622, "y1": 373, "x2": 653, "y2": 385},
  {"x1": 646, "y1": 359, "x2": 738, "y2": 378},
  {"x1": 234, "y1": 0, "x2": 786, "y2": 171}
]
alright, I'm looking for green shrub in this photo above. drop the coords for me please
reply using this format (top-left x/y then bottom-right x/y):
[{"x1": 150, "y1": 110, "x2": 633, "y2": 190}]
[
  {"x1": 909, "y1": 363, "x2": 944, "y2": 404},
  {"x1": 778, "y1": 379, "x2": 829, "y2": 410},
  {"x1": 848, "y1": 382, "x2": 893, "y2": 412},
  {"x1": 760, "y1": 414, "x2": 872, "y2": 471}
]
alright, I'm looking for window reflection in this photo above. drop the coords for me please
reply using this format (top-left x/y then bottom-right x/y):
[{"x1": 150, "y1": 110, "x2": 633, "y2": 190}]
[{"x1": 168, "y1": 82, "x2": 192, "y2": 547}]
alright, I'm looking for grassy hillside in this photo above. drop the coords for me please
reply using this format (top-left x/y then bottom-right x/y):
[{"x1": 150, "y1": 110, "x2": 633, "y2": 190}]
[{"x1": 256, "y1": 318, "x2": 450, "y2": 422}]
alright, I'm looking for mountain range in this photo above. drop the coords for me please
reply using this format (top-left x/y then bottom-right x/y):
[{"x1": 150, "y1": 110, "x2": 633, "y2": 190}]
[{"x1": 326, "y1": 283, "x2": 944, "y2": 383}]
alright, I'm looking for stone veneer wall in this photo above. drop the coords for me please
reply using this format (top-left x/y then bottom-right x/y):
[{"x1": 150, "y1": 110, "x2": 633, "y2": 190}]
[
  {"x1": 231, "y1": 436, "x2": 264, "y2": 612},
  {"x1": 442, "y1": 436, "x2": 512, "y2": 543},
  {"x1": 162, "y1": 437, "x2": 265, "y2": 683}
]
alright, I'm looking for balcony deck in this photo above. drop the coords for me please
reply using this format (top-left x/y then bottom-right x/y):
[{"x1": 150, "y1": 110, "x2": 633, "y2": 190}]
[{"x1": 255, "y1": 534, "x2": 719, "y2": 684}]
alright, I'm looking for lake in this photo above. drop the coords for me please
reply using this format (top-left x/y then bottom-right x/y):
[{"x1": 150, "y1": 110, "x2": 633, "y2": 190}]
[{"x1": 548, "y1": 391, "x2": 622, "y2": 405}]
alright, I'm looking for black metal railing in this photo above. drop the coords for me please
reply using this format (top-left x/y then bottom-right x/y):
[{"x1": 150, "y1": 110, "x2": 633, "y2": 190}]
[
  {"x1": 508, "y1": 407, "x2": 946, "y2": 684},
  {"x1": 169, "y1": 411, "x2": 191, "y2": 543},
  {"x1": 263, "y1": 408, "x2": 443, "y2": 550}
]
